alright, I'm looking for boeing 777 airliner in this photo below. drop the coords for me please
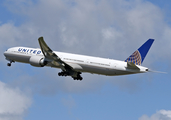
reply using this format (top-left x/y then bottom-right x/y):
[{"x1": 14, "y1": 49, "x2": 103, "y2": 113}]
[{"x1": 4, "y1": 37, "x2": 154, "y2": 80}]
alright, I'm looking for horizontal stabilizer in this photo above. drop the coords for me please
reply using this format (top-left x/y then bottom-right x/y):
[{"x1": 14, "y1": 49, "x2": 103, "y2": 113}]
[{"x1": 127, "y1": 62, "x2": 140, "y2": 70}]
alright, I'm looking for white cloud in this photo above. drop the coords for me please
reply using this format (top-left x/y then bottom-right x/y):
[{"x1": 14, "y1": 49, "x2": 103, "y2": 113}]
[
  {"x1": 2, "y1": 0, "x2": 170, "y2": 58},
  {"x1": 2, "y1": 0, "x2": 171, "y2": 120},
  {"x1": 1, "y1": 0, "x2": 171, "y2": 93},
  {"x1": 139, "y1": 110, "x2": 171, "y2": 120},
  {"x1": 0, "y1": 81, "x2": 32, "y2": 120},
  {"x1": 1, "y1": 1, "x2": 171, "y2": 119}
]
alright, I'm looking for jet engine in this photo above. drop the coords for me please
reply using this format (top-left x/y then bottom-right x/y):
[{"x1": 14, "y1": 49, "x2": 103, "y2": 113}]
[{"x1": 29, "y1": 56, "x2": 47, "y2": 67}]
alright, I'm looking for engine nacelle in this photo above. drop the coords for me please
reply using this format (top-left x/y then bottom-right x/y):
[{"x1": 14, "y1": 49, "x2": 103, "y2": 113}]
[{"x1": 29, "y1": 56, "x2": 47, "y2": 67}]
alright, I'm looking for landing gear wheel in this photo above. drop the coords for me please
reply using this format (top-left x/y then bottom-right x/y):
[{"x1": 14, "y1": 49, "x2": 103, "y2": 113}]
[
  {"x1": 58, "y1": 72, "x2": 62, "y2": 76},
  {"x1": 59, "y1": 71, "x2": 83, "y2": 80},
  {"x1": 80, "y1": 77, "x2": 83, "y2": 80},
  {"x1": 72, "y1": 76, "x2": 83, "y2": 81},
  {"x1": 58, "y1": 71, "x2": 70, "y2": 77},
  {"x1": 77, "y1": 74, "x2": 83, "y2": 81},
  {"x1": 7, "y1": 60, "x2": 14, "y2": 67},
  {"x1": 7, "y1": 63, "x2": 11, "y2": 66}
]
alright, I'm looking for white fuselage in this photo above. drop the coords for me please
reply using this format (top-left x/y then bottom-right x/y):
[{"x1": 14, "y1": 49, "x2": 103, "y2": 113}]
[{"x1": 4, "y1": 47, "x2": 148, "y2": 76}]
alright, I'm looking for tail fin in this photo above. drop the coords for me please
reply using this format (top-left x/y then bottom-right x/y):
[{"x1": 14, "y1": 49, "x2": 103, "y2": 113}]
[{"x1": 125, "y1": 39, "x2": 154, "y2": 65}]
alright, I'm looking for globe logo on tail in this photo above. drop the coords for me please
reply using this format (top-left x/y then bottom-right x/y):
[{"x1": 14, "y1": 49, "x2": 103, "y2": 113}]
[
  {"x1": 125, "y1": 39, "x2": 154, "y2": 65},
  {"x1": 125, "y1": 50, "x2": 142, "y2": 65}
]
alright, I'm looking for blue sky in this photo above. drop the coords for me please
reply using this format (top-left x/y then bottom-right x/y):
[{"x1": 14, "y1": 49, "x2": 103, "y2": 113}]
[{"x1": 0, "y1": 0, "x2": 171, "y2": 120}]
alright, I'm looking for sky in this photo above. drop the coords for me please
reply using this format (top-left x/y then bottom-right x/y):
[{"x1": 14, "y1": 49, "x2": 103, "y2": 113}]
[{"x1": 0, "y1": 0, "x2": 171, "y2": 120}]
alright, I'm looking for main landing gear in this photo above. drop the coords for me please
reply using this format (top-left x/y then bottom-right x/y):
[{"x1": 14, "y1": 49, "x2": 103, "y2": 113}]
[
  {"x1": 58, "y1": 71, "x2": 83, "y2": 81},
  {"x1": 72, "y1": 74, "x2": 83, "y2": 81},
  {"x1": 58, "y1": 71, "x2": 69, "y2": 77},
  {"x1": 7, "y1": 60, "x2": 14, "y2": 67}
]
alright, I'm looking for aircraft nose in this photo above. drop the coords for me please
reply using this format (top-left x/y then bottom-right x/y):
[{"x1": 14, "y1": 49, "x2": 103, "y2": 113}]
[{"x1": 4, "y1": 49, "x2": 10, "y2": 57}]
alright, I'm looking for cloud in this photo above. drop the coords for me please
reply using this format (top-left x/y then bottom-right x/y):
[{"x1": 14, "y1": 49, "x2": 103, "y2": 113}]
[
  {"x1": 1, "y1": 0, "x2": 171, "y2": 93},
  {"x1": 2, "y1": 0, "x2": 170, "y2": 58},
  {"x1": 139, "y1": 110, "x2": 171, "y2": 120},
  {"x1": 2, "y1": 1, "x2": 171, "y2": 120},
  {"x1": 0, "y1": 81, "x2": 32, "y2": 120},
  {"x1": 1, "y1": 0, "x2": 171, "y2": 119}
]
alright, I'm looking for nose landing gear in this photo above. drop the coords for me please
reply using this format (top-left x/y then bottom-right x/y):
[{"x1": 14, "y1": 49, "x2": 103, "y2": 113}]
[{"x1": 7, "y1": 60, "x2": 14, "y2": 67}]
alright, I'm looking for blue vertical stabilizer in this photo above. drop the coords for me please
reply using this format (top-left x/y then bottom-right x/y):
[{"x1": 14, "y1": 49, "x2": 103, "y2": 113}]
[{"x1": 125, "y1": 39, "x2": 154, "y2": 65}]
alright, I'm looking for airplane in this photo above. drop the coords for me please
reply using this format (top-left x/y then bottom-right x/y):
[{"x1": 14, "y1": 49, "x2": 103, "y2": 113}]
[{"x1": 4, "y1": 37, "x2": 154, "y2": 80}]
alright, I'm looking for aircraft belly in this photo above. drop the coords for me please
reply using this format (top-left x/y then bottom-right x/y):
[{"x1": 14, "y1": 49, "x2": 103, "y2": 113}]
[
  {"x1": 79, "y1": 64, "x2": 139, "y2": 76},
  {"x1": 79, "y1": 64, "x2": 115, "y2": 75},
  {"x1": 5, "y1": 52, "x2": 31, "y2": 63}
]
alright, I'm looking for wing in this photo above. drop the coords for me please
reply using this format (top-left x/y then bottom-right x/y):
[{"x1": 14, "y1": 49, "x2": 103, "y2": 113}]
[
  {"x1": 38, "y1": 37, "x2": 83, "y2": 80},
  {"x1": 38, "y1": 37, "x2": 74, "y2": 72}
]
